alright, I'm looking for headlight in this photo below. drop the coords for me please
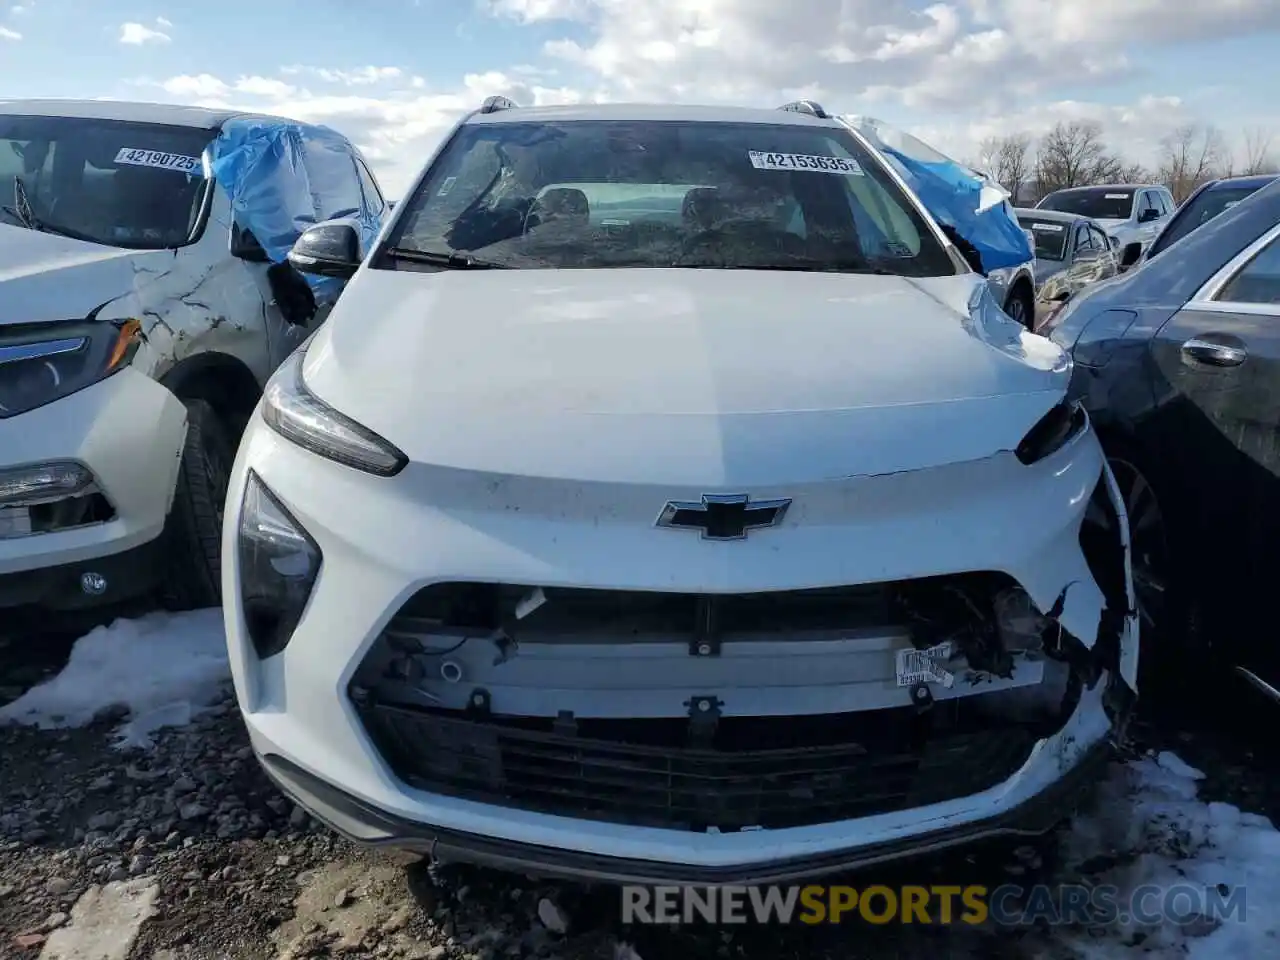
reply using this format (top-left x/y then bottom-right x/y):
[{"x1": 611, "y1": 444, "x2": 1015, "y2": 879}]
[
  {"x1": 0, "y1": 319, "x2": 142, "y2": 418},
  {"x1": 1015, "y1": 400, "x2": 1087, "y2": 465},
  {"x1": 261, "y1": 346, "x2": 407, "y2": 477},
  {"x1": 238, "y1": 470, "x2": 322, "y2": 660}
]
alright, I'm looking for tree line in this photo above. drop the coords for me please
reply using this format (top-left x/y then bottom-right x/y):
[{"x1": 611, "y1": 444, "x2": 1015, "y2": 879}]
[{"x1": 969, "y1": 122, "x2": 1279, "y2": 206}]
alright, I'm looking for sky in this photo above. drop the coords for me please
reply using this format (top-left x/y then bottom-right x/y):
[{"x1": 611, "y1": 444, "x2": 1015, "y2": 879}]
[{"x1": 2, "y1": 0, "x2": 1279, "y2": 198}]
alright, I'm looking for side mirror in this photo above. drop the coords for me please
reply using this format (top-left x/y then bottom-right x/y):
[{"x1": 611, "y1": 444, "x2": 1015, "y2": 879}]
[
  {"x1": 230, "y1": 223, "x2": 270, "y2": 263},
  {"x1": 287, "y1": 220, "x2": 363, "y2": 280},
  {"x1": 1050, "y1": 288, "x2": 1073, "y2": 303},
  {"x1": 1137, "y1": 207, "x2": 1161, "y2": 224},
  {"x1": 1118, "y1": 241, "x2": 1143, "y2": 270}
]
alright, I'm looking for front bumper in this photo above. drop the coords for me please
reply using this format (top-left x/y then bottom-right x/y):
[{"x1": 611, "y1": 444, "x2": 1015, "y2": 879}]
[
  {"x1": 0, "y1": 369, "x2": 188, "y2": 605},
  {"x1": 259, "y1": 734, "x2": 1116, "y2": 886},
  {"x1": 224, "y1": 410, "x2": 1138, "y2": 880}
]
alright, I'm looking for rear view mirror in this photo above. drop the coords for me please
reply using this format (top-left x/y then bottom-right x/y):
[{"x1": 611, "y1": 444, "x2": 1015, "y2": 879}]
[
  {"x1": 288, "y1": 219, "x2": 363, "y2": 280},
  {"x1": 230, "y1": 223, "x2": 270, "y2": 263}
]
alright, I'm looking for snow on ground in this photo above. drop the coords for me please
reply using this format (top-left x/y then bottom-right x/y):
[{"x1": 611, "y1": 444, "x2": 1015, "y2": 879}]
[
  {"x1": 1025, "y1": 750, "x2": 1280, "y2": 958},
  {"x1": 0, "y1": 608, "x2": 229, "y2": 748}
]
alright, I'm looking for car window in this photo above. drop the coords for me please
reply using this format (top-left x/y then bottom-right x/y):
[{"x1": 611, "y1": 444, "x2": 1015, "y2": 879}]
[
  {"x1": 0, "y1": 113, "x2": 214, "y2": 249},
  {"x1": 386, "y1": 119, "x2": 956, "y2": 277},
  {"x1": 297, "y1": 139, "x2": 364, "y2": 221},
  {"x1": 1089, "y1": 225, "x2": 1111, "y2": 251},
  {"x1": 1038, "y1": 188, "x2": 1134, "y2": 221},
  {"x1": 1074, "y1": 225, "x2": 1094, "y2": 252},
  {"x1": 1217, "y1": 233, "x2": 1280, "y2": 305},
  {"x1": 355, "y1": 156, "x2": 385, "y2": 213},
  {"x1": 1017, "y1": 216, "x2": 1068, "y2": 259},
  {"x1": 1148, "y1": 184, "x2": 1269, "y2": 258},
  {"x1": 1158, "y1": 191, "x2": 1174, "y2": 216}
]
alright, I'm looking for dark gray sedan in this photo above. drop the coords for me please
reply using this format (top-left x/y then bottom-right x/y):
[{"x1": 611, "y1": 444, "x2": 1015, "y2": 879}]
[
  {"x1": 1039, "y1": 176, "x2": 1280, "y2": 706},
  {"x1": 1015, "y1": 208, "x2": 1119, "y2": 325}
]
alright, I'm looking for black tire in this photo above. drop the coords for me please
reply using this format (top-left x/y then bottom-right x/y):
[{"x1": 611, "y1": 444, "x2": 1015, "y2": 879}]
[
  {"x1": 160, "y1": 398, "x2": 234, "y2": 611},
  {"x1": 1003, "y1": 283, "x2": 1035, "y2": 330}
]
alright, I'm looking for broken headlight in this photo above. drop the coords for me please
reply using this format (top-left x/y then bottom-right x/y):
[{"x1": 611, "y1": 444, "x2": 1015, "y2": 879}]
[
  {"x1": 0, "y1": 319, "x2": 142, "y2": 419},
  {"x1": 261, "y1": 345, "x2": 407, "y2": 477},
  {"x1": 238, "y1": 470, "x2": 322, "y2": 659},
  {"x1": 1015, "y1": 399, "x2": 1087, "y2": 465}
]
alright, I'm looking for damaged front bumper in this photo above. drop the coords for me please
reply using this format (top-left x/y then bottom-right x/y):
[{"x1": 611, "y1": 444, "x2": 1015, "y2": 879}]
[{"x1": 227, "y1": 419, "x2": 1138, "y2": 884}]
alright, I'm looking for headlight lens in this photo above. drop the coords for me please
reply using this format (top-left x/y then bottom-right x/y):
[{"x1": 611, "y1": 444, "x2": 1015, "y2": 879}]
[
  {"x1": 238, "y1": 470, "x2": 322, "y2": 660},
  {"x1": 0, "y1": 319, "x2": 142, "y2": 418},
  {"x1": 1016, "y1": 400, "x2": 1088, "y2": 465},
  {"x1": 261, "y1": 346, "x2": 407, "y2": 476}
]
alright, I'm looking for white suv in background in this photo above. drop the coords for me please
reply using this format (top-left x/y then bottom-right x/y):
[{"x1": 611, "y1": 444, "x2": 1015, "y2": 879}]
[{"x1": 1036, "y1": 183, "x2": 1176, "y2": 269}]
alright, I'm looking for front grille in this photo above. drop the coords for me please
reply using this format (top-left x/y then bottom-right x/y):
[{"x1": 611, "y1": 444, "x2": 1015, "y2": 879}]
[{"x1": 353, "y1": 701, "x2": 1039, "y2": 832}]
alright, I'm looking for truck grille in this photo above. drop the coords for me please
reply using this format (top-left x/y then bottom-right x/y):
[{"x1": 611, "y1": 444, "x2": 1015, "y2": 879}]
[{"x1": 353, "y1": 701, "x2": 1038, "y2": 832}]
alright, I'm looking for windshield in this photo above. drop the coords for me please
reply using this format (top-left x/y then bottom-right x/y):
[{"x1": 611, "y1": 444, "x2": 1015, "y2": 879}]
[
  {"x1": 0, "y1": 114, "x2": 214, "y2": 249},
  {"x1": 1017, "y1": 216, "x2": 1069, "y2": 260},
  {"x1": 1038, "y1": 189, "x2": 1134, "y2": 221},
  {"x1": 1148, "y1": 184, "x2": 1269, "y2": 257},
  {"x1": 383, "y1": 119, "x2": 955, "y2": 276}
]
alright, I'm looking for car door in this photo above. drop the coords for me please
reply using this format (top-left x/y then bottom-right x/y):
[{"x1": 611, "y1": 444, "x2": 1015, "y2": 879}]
[
  {"x1": 1147, "y1": 221, "x2": 1280, "y2": 669},
  {"x1": 266, "y1": 142, "x2": 370, "y2": 368},
  {"x1": 1135, "y1": 190, "x2": 1164, "y2": 245},
  {"x1": 1064, "y1": 223, "x2": 1103, "y2": 295},
  {"x1": 1088, "y1": 223, "x2": 1119, "y2": 281}
]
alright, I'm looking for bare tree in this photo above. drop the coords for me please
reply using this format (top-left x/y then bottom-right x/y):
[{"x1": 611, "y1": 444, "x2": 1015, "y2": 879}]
[
  {"x1": 988, "y1": 134, "x2": 1033, "y2": 203},
  {"x1": 1241, "y1": 126, "x2": 1278, "y2": 175},
  {"x1": 1118, "y1": 162, "x2": 1153, "y2": 184},
  {"x1": 1034, "y1": 121, "x2": 1124, "y2": 194},
  {"x1": 1157, "y1": 123, "x2": 1227, "y2": 201}
]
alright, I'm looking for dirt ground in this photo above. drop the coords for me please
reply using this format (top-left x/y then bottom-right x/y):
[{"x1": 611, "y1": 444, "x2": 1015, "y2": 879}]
[{"x1": 3, "y1": 634, "x2": 1277, "y2": 960}]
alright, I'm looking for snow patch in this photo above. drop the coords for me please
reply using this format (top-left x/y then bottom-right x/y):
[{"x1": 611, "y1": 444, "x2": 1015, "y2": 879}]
[
  {"x1": 1032, "y1": 750, "x2": 1280, "y2": 958},
  {"x1": 0, "y1": 609, "x2": 229, "y2": 748}
]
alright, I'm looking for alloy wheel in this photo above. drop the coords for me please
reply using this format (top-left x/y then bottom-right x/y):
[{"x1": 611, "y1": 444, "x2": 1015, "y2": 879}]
[{"x1": 1105, "y1": 457, "x2": 1169, "y2": 633}]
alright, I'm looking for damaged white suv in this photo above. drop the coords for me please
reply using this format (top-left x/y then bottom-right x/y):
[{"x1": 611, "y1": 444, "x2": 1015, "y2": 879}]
[{"x1": 224, "y1": 99, "x2": 1139, "y2": 884}]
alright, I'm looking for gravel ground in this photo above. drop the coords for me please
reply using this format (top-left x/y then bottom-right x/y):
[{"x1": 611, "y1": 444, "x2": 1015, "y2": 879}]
[{"x1": 3, "y1": 635, "x2": 1278, "y2": 960}]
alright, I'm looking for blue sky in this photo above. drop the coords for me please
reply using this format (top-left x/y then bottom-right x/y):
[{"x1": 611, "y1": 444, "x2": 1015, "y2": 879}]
[{"x1": 2, "y1": 0, "x2": 1278, "y2": 196}]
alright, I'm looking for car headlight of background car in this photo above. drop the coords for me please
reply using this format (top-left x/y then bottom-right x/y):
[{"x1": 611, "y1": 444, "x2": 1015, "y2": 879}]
[
  {"x1": 0, "y1": 318, "x2": 142, "y2": 418},
  {"x1": 260, "y1": 346, "x2": 407, "y2": 477}
]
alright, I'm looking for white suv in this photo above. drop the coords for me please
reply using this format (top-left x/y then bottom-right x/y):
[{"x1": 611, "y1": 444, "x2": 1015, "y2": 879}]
[
  {"x1": 0, "y1": 99, "x2": 386, "y2": 628},
  {"x1": 223, "y1": 97, "x2": 1137, "y2": 885}
]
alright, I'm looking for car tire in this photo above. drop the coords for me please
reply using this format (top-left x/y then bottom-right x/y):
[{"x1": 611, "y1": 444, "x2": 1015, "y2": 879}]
[
  {"x1": 160, "y1": 398, "x2": 234, "y2": 612},
  {"x1": 1098, "y1": 440, "x2": 1217, "y2": 703},
  {"x1": 1003, "y1": 284, "x2": 1035, "y2": 330}
]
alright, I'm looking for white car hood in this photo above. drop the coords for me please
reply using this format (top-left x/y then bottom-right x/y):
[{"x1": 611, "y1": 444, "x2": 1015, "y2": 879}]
[
  {"x1": 0, "y1": 223, "x2": 172, "y2": 325},
  {"x1": 303, "y1": 268, "x2": 1070, "y2": 486}
]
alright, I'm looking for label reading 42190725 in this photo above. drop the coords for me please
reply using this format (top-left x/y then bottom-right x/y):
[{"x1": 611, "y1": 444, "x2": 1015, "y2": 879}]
[{"x1": 114, "y1": 147, "x2": 202, "y2": 174}]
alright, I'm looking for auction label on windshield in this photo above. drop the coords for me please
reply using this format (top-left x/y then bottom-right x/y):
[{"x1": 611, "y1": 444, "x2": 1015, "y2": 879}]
[
  {"x1": 1031, "y1": 222, "x2": 1064, "y2": 231},
  {"x1": 748, "y1": 151, "x2": 863, "y2": 175},
  {"x1": 114, "y1": 147, "x2": 202, "y2": 173}
]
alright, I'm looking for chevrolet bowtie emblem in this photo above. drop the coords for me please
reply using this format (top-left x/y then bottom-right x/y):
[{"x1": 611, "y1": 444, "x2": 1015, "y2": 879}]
[{"x1": 655, "y1": 493, "x2": 792, "y2": 541}]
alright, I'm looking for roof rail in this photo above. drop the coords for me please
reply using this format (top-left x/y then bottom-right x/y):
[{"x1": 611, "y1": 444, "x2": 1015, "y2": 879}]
[
  {"x1": 778, "y1": 100, "x2": 830, "y2": 120},
  {"x1": 479, "y1": 96, "x2": 519, "y2": 114}
]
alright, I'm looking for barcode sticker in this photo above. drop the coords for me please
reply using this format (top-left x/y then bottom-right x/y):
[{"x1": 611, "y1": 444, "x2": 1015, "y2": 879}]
[{"x1": 895, "y1": 641, "x2": 956, "y2": 688}]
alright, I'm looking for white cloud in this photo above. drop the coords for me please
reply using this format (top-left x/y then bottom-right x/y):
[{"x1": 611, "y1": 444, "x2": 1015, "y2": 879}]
[
  {"x1": 136, "y1": 0, "x2": 1279, "y2": 195},
  {"x1": 156, "y1": 16, "x2": 172, "y2": 28},
  {"x1": 119, "y1": 22, "x2": 170, "y2": 45},
  {"x1": 0, "y1": 25, "x2": 18, "y2": 40}
]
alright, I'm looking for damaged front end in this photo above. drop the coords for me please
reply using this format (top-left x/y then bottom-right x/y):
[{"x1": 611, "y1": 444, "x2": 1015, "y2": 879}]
[{"x1": 345, "y1": 472, "x2": 1138, "y2": 836}]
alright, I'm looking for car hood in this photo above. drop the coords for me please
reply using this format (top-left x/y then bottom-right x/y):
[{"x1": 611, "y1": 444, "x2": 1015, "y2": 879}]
[
  {"x1": 303, "y1": 268, "x2": 1070, "y2": 486},
  {"x1": 0, "y1": 222, "x2": 173, "y2": 325}
]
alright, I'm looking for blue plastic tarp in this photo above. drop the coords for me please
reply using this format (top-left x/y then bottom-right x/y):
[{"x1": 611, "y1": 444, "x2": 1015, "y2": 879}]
[
  {"x1": 840, "y1": 116, "x2": 1033, "y2": 273},
  {"x1": 207, "y1": 117, "x2": 383, "y2": 295}
]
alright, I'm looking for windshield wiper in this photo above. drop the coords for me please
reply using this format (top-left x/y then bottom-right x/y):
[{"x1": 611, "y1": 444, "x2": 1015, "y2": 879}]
[
  {"x1": 383, "y1": 247, "x2": 509, "y2": 269},
  {"x1": 2, "y1": 176, "x2": 80, "y2": 241}
]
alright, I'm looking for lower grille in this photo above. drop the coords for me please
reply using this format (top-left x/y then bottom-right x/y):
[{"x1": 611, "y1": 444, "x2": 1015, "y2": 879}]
[{"x1": 354, "y1": 702, "x2": 1039, "y2": 832}]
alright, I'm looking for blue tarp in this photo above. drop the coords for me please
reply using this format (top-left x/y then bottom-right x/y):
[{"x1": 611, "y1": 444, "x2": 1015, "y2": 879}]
[
  {"x1": 841, "y1": 116, "x2": 1033, "y2": 273},
  {"x1": 207, "y1": 117, "x2": 383, "y2": 295}
]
